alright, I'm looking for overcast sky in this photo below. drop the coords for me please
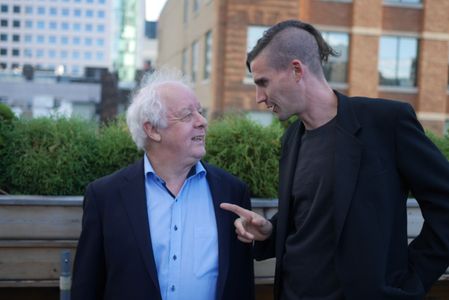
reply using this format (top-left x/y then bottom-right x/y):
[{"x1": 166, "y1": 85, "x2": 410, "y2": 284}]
[{"x1": 146, "y1": 0, "x2": 168, "y2": 21}]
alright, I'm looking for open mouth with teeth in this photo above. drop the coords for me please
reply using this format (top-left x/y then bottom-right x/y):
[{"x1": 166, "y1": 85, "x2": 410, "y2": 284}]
[{"x1": 192, "y1": 136, "x2": 205, "y2": 141}]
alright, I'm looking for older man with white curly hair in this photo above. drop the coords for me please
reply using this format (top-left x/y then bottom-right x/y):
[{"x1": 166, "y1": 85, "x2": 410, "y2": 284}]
[{"x1": 71, "y1": 68, "x2": 255, "y2": 300}]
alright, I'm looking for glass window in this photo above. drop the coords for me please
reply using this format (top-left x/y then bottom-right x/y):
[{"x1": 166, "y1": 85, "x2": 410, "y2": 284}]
[
  {"x1": 97, "y1": 10, "x2": 105, "y2": 18},
  {"x1": 49, "y1": 7, "x2": 57, "y2": 15},
  {"x1": 183, "y1": 0, "x2": 188, "y2": 23},
  {"x1": 13, "y1": 20, "x2": 20, "y2": 28},
  {"x1": 25, "y1": 20, "x2": 32, "y2": 28},
  {"x1": 25, "y1": 6, "x2": 33, "y2": 14},
  {"x1": 36, "y1": 49, "x2": 44, "y2": 58},
  {"x1": 378, "y1": 36, "x2": 418, "y2": 87},
  {"x1": 84, "y1": 52, "x2": 92, "y2": 60},
  {"x1": 37, "y1": 6, "x2": 45, "y2": 15},
  {"x1": 61, "y1": 22, "x2": 69, "y2": 30},
  {"x1": 1, "y1": 5, "x2": 8, "y2": 13},
  {"x1": 74, "y1": 9, "x2": 81, "y2": 17},
  {"x1": 48, "y1": 49, "x2": 56, "y2": 58},
  {"x1": 193, "y1": 0, "x2": 200, "y2": 13},
  {"x1": 85, "y1": 24, "x2": 92, "y2": 31},
  {"x1": 191, "y1": 40, "x2": 199, "y2": 82},
  {"x1": 72, "y1": 51, "x2": 80, "y2": 59},
  {"x1": 204, "y1": 30, "x2": 212, "y2": 80},
  {"x1": 49, "y1": 36, "x2": 57, "y2": 44},
  {"x1": 24, "y1": 35, "x2": 32, "y2": 43},
  {"x1": 73, "y1": 37, "x2": 81, "y2": 45},
  {"x1": 61, "y1": 36, "x2": 69, "y2": 44},
  {"x1": 384, "y1": 0, "x2": 421, "y2": 4},
  {"x1": 0, "y1": 19, "x2": 7, "y2": 27},
  {"x1": 73, "y1": 23, "x2": 81, "y2": 31},
  {"x1": 86, "y1": 10, "x2": 93, "y2": 17},
  {"x1": 60, "y1": 50, "x2": 68, "y2": 59},
  {"x1": 97, "y1": 24, "x2": 104, "y2": 32},
  {"x1": 12, "y1": 34, "x2": 19, "y2": 42},
  {"x1": 322, "y1": 31, "x2": 349, "y2": 83},
  {"x1": 182, "y1": 48, "x2": 188, "y2": 75},
  {"x1": 0, "y1": 62, "x2": 7, "y2": 69},
  {"x1": 13, "y1": 6, "x2": 20, "y2": 13},
  {"x1": 61, "y1": 8, "x2": 69, "y2": 16},
  {"x1": 98, "y1": 0, "x2": 106, "y2": 4},
  {"x1": 96, "y1": 51, "x2": 104, "y2": 61},
  {"x1": 0, "y1": 48, "x2": 7, "y2": 56},
  {"x1": 0, "y1": 33, "x2": 7, "y2": 41},
  {"x1": 36, "y1": 35, "x2": 45, "y2": 43},
  {"x1": 96, "y1": 38, "x2": 104, "y2": 46},
  {"x1": 12, "y1": 49, "x2": 19, "y2": 56},
  {"x1": 84, "y1": 37, "x2": 92, "y2": 45},
  {"x1": 49, "y1": 21, "x2": 57, "y2": 29},
  {"x1": 86, "y1": 0, "x2": 94, "y2": 3},
  {"x1": 24, "y1": 49, "x2": 32, "y2": 58},
  {"x1": 37, "y1": 21, "x2": 45, "y2": 29},
  {"x1": 246, "y1": 26, "x2": 269, "y2": 77}
]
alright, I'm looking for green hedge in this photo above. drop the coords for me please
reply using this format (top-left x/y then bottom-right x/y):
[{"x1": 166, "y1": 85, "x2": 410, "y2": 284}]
[{"x1": 1, "y1": 115, "x2": 448, "y2": 198}]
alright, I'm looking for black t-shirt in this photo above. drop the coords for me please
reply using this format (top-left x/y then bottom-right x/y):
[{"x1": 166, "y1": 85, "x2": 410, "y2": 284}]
[{"x1": 281, "y1": 117, "x2": 344, "y2": 300}]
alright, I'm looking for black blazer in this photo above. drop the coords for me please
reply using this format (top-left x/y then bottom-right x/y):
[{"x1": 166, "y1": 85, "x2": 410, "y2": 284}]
[
  {"x1": 255, "y1": 92, "x2": 449, "y2": 300},
  {"x1": 71, "y1": 159, "x2": 254, "y2": 300}
]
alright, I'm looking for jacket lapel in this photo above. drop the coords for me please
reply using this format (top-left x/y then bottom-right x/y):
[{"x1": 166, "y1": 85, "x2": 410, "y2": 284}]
[
  {"x1": 333, "y1": 93, "x2": 362, "y2": 244},
  {"x1": 205, "y1": 163, "x2": 231, "y2": 300},
  {"x1": 119, "y1": 159, "x2": 161, "y2": 295}
]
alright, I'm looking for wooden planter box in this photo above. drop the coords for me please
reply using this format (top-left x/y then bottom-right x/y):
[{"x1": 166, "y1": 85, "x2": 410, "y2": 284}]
[{"x1": 0, "y1": 196, "x2": 439, "y2": 288}]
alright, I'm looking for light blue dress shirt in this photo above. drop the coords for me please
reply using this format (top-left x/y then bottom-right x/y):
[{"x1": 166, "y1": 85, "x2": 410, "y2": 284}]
[{"x1": 144, "y1": 155, "x2": 218, "y2": 300}]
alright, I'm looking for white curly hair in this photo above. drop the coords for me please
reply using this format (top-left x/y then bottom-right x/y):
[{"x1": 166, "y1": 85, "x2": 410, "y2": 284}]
[{"x1": 126, "y1": 67, "x2": 190, "y2": 150}]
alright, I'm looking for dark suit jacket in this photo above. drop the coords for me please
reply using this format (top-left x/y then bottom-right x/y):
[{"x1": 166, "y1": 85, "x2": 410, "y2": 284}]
[
  {"x1": 255, "y1": 92, "x2": 449, "y2": 300},
  {"x1": 71, "y1": 159, "x2": 254, "y2": 300}
]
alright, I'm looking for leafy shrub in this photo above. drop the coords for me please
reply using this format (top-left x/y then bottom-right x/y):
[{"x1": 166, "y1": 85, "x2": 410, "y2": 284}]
[
  {"x1": 205, "y1": 115, "x2": 283, "y2": 198},
  {"x1": 426, "y1": 130, "x2": 449, "y2": 161},
  {"x1": 2, "y1": 117, "x2": 98, "y2": 195},
  {"x1": 94, "y1": 116, "x2": 143, "y2": 179}
]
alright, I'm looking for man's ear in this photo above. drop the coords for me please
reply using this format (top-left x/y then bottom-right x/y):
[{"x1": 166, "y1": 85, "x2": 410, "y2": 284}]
[
  {"x1": 291, "y1": 59, "x2": 303, "y2": 81},
  {"x1": 143, "y1": 122, "x2": 162, "y2": 142}
]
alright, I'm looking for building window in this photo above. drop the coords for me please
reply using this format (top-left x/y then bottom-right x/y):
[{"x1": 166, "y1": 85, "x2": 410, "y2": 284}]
[
  {"x1": 378, "y1": 36, "x2": 418, "y2": 87},
  {"x1": 182, "y1": 48, "x2": 188, "y2": 75},
  {"x1": 0, "y1": 49, "x2": 7, "y2": 56},
  {"x1": 25, "y1": 20, "x2": 32, "y2": 28},
  {"x1": 37, "y1": 21, "x2": 45, "y2": 29},
  {"x1": 61, "y1": 8, "x2": 69, "y2": 16},
  {"x1": 183, "y1": 0, "x2": 188, "y2": 23},
  {"x1": 84, "y1": 37, "x2": 92, "y2": 45},
  {"x1": 12, "y1": 49, "x2": 19, "y2": 56},
  {"x1": 49, "y1": 7, "x2": 57, "y2": 16},
  {"x1": 36, "y1": 49, "x2": 44, "y2": 58},
  {"x1": 61, "y1": 22, "x2": 69, "y2": 31},
  {"x1": 24, "y1": 49, "x2": 32, "y2": 58},
  {"x1": 193, "y1": 0, "x2": 200, "y2": 13},
  {"x1": 0, "y1": 33, "x2": 7, "y2": 41},
  {"x1": 73, "y1": 37, "x2": 81, "y2": 45},
  {"x1": 36, "y1": 35, "x2": 45, "y2": 43},
  {"x1": 25, "y1": 6, "x2": 33, "y2": 14},
  {"x1": 246, "y1": 26, "x2": 269, "y2": 77},
  {"x1": 72, "y1": 51, "x2": 80, "y2": 59},
  {"x1": 49, "y1": 21, "x2": 57, "y2": 30},
  {"x1": 13, "y1": 20, "x2": 20, "y2": 28},
  {"x1": 384, "y1": 0, "x2": 421, "y2": 4},
  {"x1": 0, "y1": 62, "x2": 6, "y2": 69},
  {"x1": 24, "y1": 35, "x2": 32, "y2": 43},
  {"x1": 61, "y1": 36, "x2": 69, "y2": 45},
  {"x1": 60, "y1": 51, "x2": 68, "y2": 59},
  {"x1": 191, "y1": 40, "x2": 199, "y2": 82},
  {"x1": 86, "y1": 10, "x2": 94, "y2": 17},
  {"x1": 84, "y1": 52, "x2": 92, "y2": 60},
  {"x1": 96, "y1": 51, "x2": 104, "y2": 61},
  {"x1": 1, "y1": 5, "x2": 8, "y2": 13},
  {"x1": 204, "y1": 30, "x2": 212, "y2": 80},
  {"x1": 74, "y1": 9, "x2": 81, "y2": 17},
  {"x1": 97, "y1": 10, "x2": 105, "y2": 18},
  {"x1": 0, "y1": 19, "x2": 7, "y2": 27},
  {"x1": 37, "y1": 6, "x2": 45, "y2": 15},
  {"x1": 48, "y1": 49, "x2": 56, "y2": 58},
  {"x1": 13, "y1": 6, "x2": 20, "y2": 13},
  {"x1": 85, "y1": 23, "x2": 93, "y2": 31},
  {"x1": 97, "y1": 24, "x2": 105, "y2": 32},
  {"x1": 49, "y1": 36, "x2": 57, "y2": 44},
  {"x1": 322, "y1": 31, "x2": 349, "y2": 83},
  {"x1": 12, "y1": 34, "x2": 20, "y2": 42}
]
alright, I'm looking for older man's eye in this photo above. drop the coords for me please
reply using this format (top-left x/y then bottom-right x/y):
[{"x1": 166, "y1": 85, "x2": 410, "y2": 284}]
[{"x1": 180, "y1": 113, "x2": 193, "y2": 122}]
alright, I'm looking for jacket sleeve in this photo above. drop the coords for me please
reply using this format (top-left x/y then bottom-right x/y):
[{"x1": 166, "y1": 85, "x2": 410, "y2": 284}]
[
  {"x1": 253, "y1": 214, "x2": 277, "y2": 261},
  {"x1": 71, "y1": 183, "x2": 106, "y2": 300},
  {"x1": 395, "y1": 103, "x2": 449, "y2": 291}
]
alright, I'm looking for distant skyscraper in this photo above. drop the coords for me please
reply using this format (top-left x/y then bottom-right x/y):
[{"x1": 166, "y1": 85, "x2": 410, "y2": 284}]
[{"x1": 0, "y1": 0, "x2": 115, "y2": 77}]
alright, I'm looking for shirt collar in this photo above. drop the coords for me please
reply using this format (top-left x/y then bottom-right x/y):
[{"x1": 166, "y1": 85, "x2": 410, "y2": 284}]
[{"x1": 144, "y1": 154, "x2": 206, "y2": 180}]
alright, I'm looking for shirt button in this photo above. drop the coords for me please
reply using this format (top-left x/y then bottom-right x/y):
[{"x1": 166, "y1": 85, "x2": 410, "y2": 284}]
[
  {"x1": 174, "y1": 225, "x2": 178, "y2": 231},
  {"x1": 171, "y1": 285, "x2": 175, "y2": 292},
  {"x1": 173, "y1": 255, "x2": 177, "y2": 260}
]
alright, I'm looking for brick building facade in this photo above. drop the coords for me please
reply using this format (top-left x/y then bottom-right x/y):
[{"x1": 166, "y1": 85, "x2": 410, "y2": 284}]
[{"x1": 158, "y1": 0, "x2": 449, "y2": 134}]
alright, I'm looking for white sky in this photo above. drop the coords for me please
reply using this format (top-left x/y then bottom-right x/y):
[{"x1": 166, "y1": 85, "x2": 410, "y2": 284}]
[{"x1": 146, "y1": 0, "x2": 168, "y2": 21}]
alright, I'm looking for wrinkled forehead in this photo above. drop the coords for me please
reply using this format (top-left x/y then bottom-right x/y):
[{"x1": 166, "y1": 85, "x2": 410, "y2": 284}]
[{"x1": 157, "y1": 82, "x2": 199, "y2": 111}]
